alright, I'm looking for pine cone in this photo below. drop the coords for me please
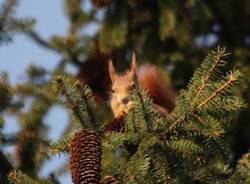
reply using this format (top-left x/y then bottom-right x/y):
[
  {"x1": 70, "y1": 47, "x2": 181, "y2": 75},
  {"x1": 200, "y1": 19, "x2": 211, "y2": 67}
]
[
  {"x1": 101, "y1": 176, "x2": 118, "y2": 184},
  {"x1": 70, "y1": 129, "x2": 102, "y2": 184},
  {"x1": 104, "y1": 116, "x2": 125, "y2": 133}
]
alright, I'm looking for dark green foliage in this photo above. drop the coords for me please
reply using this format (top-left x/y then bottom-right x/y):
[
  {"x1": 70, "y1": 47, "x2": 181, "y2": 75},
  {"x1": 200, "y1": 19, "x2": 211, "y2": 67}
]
[
  {"x1": 0, "y1": 0, "x2": 250, "y2": 184},
  {"x1": 98, "y1": 48, "x2": 247, "y2": 184},
  {"x1": 226, "y1": 152, "x2": 250, "y2": 184},
  {"x1": 48, "y1": 133, "x2": 73, "y2": 155},
  {"x1": 8, "y1": 170, "x2": 40, "y2": 184},
  {"x1": 54, "y1": 76, "x2": 101, "y2": 132},
  {"x1": 8, "y1": 48, "x2": 247, "y2": 184}
]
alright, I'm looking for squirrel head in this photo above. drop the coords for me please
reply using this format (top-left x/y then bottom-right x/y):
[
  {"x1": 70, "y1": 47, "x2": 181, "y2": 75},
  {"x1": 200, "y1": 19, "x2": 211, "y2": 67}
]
[{"x1": 109, "y1": 53, "x2": 137, "y2": 105}]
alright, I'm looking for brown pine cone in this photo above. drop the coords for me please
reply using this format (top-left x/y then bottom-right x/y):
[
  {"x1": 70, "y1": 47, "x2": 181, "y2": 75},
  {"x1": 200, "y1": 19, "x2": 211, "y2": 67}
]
[
  {"x1": 104, "y1": 116, "x2": 125, "y2": 133},
  {"x1": 101, "y1": 175, "x2": 118, "y2": 184},
  {"x1": 70, "y1": 129, "x2": 102, "y2": 184}
]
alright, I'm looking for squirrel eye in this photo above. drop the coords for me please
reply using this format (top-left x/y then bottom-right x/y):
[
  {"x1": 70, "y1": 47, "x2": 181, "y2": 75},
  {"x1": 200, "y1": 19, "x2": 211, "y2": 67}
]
[{"x1": 111, "y1": 89, "x2": 115, "y2": 93}]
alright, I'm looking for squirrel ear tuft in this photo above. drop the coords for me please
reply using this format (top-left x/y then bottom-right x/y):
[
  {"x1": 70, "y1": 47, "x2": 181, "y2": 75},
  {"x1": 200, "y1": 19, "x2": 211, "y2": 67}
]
[
  {"x1": 131, "y1": 52, "x2": 137, "y2": 75},
  {"x1": 109, "y1": 59, "x2": 116, "y2": 82}
]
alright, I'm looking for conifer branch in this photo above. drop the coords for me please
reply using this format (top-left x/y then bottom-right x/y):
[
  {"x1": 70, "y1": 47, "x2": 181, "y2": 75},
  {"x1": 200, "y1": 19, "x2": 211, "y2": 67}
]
[
  {"x1": 161, "y1": 50, "x2": 242, "y2": 142},
  {"x1": 193, "y1": 47, "x2": 227, "y2": 104},
  {"x1": 0, "y1": 0, "x2": 16, "y2": 23},
  {"x1": 54, "y1": 77, "x2": 85, "y2": 126},
  {"x1": 136, "y1": 90, "x2": 151, "y2": 132},
  {"x1": 48, "y1": 134, "x2": 73, "y2": 155},
  {"x1": 167, "y1": 139, "x2": 201, "y2": 155},
  {"x1": 54, "y1": 76, "x2": 102, "y2": 134},
  {"x1": 192, "y1": 113, "x2": 204, "y2": 125},
  {"x1": 150, "y1": 147, "x2": 171, "y2": 183},
  {"x1": 74, "y1": 82, "x2": 100, "y2": 132},
  {"x1": 132, "y1": 110, "x2": 138, "y2": 133},
  {"x1": 163, "y1": 117, "x2": 183, "y2": 137},
  {"x1": 25, "y1": 30, "x2": 60, "y2": 53},
  {"x1": 8, "y1": 170, "x2": 40, "y2": 184},
  {"x1": 197, "y1": 71, "x2": 239, "y2": 109},
  {"x1": 227, "y1": 152, "x2": 250, "y2": 183},
  {"x1": 192, "y1": 113, "x2": 228, "y2": 159}
]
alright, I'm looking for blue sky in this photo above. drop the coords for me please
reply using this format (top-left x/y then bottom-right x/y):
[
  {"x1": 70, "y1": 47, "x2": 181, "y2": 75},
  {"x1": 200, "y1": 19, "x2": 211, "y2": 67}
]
[
  {"x1": 0, "y1": 0, "x2": 68, "y2": 84},
  {"x1": 0, "y1": 0, "x2": 75, "y2": 183}
]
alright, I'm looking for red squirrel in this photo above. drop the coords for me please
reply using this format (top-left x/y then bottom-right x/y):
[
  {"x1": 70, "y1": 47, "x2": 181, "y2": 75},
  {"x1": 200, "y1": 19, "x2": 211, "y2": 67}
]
[{"x1": 109, "y1": 53, "x2": 175, "y2": 118}]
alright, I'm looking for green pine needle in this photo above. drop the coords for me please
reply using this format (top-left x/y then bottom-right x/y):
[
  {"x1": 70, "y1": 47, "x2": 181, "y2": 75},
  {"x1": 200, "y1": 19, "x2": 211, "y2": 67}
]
[
  {"x1": 8, "y1": 170, "x2": 40, "y2": 184},
  {"x1": 47, "y1": 133, "x2": 73, "y2": 155},
  {"x1": 53, "y1": 76, "x2": 101, "y2": 132}
]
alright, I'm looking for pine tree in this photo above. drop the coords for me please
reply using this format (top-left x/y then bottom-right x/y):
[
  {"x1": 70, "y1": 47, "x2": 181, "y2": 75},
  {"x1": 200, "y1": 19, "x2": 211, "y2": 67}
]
[
  {"x1": 8, "y1": 47, "x2": 249, "y2": 184},
  {"x1": 1, "y1": 0, "x2": 250, "y2": 184}
]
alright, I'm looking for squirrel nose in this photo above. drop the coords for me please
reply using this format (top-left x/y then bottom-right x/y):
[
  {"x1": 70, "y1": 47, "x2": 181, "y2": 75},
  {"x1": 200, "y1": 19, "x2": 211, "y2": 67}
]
[{"x1": 122, "y1": 98, "x2": 129, "y2": 105}]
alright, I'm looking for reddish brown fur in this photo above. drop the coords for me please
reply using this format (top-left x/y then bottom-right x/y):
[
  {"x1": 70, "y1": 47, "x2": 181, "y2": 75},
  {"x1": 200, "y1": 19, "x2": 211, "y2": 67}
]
[
  {"x1": 109, "y1": 54, "x2": 175, "y2": 117},
  {"x1": 77, "y1": 53, "x2": 114, "y2": 102},
  {"x1": 137, "y1": 65, "x2": 175, "y2": 112}
]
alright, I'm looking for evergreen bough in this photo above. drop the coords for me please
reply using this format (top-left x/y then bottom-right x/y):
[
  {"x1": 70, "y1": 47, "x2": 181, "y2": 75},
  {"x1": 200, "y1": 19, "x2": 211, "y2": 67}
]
[{"x1": 8, "y1": 48, "x2": 249, "y2": 184}]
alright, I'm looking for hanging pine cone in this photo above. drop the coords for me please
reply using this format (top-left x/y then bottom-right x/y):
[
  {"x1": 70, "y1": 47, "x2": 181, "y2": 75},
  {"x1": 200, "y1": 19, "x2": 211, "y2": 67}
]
[
  {"x1": 70, "y1": 129, "x2": 102, "y2": 184},
  {"x1": 92, "y1": 0, "x2": 111, "y2": 7},
  {"x1": 101, "y1": 175, "x2": 118, "y2": 184},
  {"x1": 104, "y1": 116, "x2": 125, "y2": 133}
]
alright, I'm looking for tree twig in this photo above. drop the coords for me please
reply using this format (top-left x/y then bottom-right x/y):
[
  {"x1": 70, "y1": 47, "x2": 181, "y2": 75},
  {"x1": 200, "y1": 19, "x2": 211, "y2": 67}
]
[{"x1": 25, "y1": 30, "x2": 59, "y2": 52}]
